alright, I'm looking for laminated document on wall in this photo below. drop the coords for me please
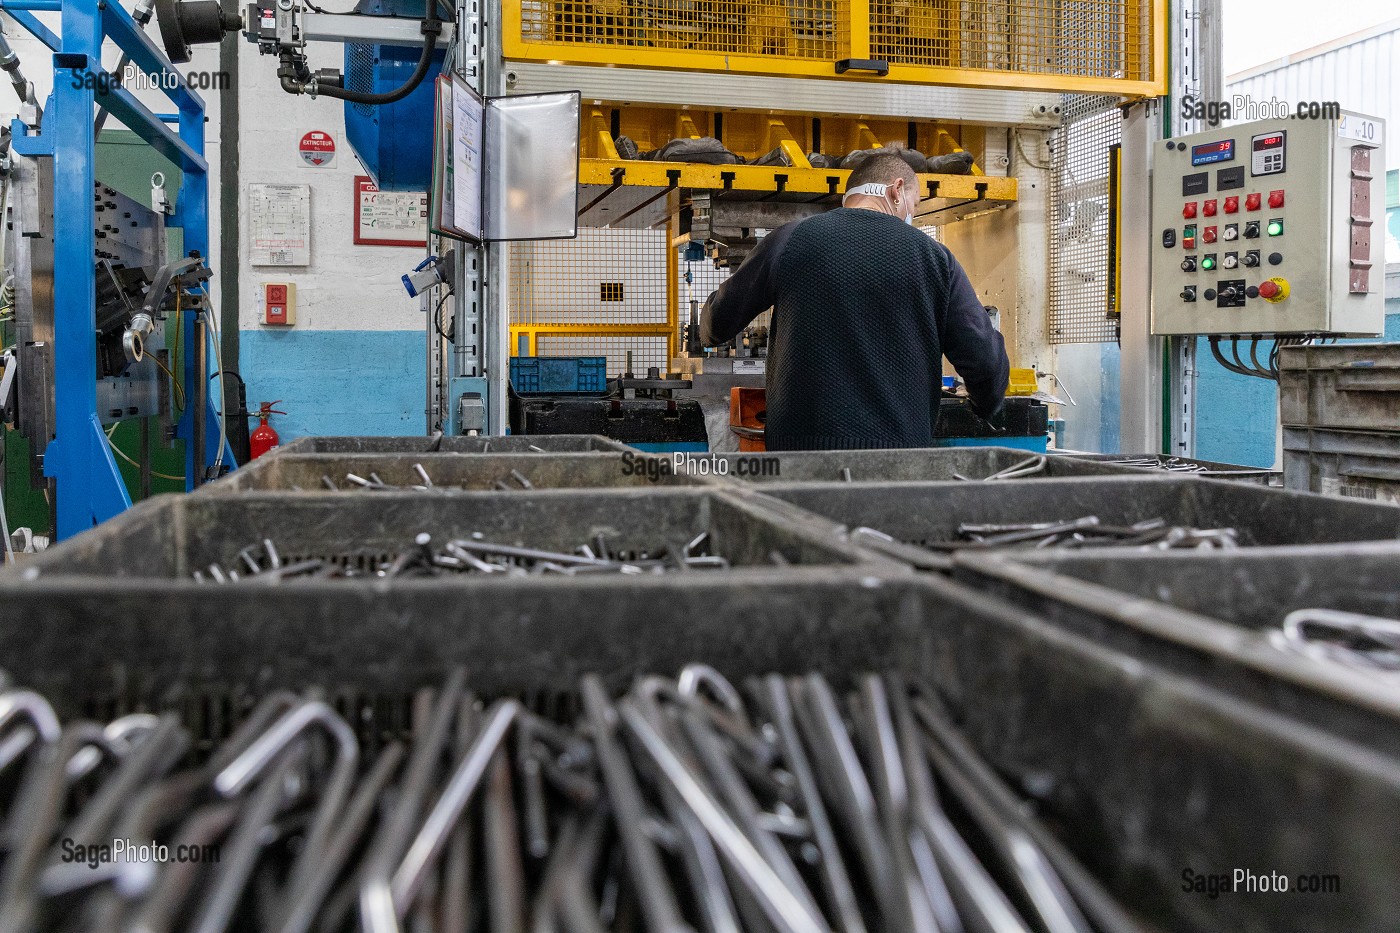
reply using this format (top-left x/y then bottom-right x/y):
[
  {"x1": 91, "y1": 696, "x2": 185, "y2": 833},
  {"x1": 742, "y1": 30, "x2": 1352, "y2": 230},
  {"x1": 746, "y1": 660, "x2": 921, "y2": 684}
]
[
  {"x1": 430, "y1": 74, "x2": 483, "y2": 241},
  {"x1": 249, "y1": 183, "x2": 311, "y2": 266},
  {"x1": 430, "y1": 76, "x2": 579, "y2": 242}
]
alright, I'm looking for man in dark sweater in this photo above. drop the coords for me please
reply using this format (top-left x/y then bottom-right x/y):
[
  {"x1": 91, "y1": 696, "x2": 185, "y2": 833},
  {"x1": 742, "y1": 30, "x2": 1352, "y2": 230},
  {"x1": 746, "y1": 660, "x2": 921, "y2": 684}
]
[{"x1": 700, "y1": 152, "x2": 1010, "y2": 450}]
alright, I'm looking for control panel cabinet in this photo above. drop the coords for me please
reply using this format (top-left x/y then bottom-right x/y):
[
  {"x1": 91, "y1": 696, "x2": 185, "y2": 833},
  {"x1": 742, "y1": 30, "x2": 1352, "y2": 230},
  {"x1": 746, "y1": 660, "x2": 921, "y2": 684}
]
[{"x1": 1151, "y1": 113, "x2": 1384, "y2": 336}]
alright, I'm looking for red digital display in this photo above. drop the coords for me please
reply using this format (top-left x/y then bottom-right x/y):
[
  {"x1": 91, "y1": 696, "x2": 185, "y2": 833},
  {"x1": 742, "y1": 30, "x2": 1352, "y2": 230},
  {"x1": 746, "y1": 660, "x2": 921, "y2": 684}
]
[
  {"x1": 1191, "y1": 139, "x2": 1235, "y2": 165},
  {"x1": 1254, "y1": 135, "x2": 1284, "y2": 150}
]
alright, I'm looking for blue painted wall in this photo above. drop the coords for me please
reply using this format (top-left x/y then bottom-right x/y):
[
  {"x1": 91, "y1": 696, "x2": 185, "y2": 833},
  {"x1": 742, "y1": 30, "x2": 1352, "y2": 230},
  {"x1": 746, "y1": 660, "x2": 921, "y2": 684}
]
[
  {"x1": 239, "y1": 330, "x2": 426, "y2": 440},
  {"x1": 1193, "y1": 312, "x2": 1400, "y2": 467}
]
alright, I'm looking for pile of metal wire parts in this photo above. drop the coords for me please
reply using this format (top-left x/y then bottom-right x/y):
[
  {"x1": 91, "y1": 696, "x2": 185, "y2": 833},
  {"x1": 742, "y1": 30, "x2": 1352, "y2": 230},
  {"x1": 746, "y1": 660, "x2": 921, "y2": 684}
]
[
  {"x1": 0, "y1": 668, "x2": 1144, "y2": 933},
  {"x1": 929, "y1": 517, "x2": 1241, "y2": 552},
  {"x1": 1092, "y1": 456, "x2": 1277, "y2": 481},
  {"x1": 318, "y1": 466, "x2": 539, "y2": 493},
  {"x1": 192, "y1": 532, "x2": 741, "y2": 582},
  {"x1": 952, "y1": 455, "x2": 1048, "y2": 482},
  {"x1": 1270, "y1": 608, "x2": 1400, "y2": 678}
]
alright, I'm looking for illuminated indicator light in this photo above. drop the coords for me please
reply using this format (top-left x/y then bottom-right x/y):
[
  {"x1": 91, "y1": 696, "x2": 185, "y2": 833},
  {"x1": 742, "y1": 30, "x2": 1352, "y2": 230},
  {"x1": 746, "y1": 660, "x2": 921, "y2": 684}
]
[
  {"x1": 1223, "y1": 196, "x2": 1239, "y2": 213},
  {"x1": 1245, "y1": 193, "x2": 1261, "y2": 211},
  {"x1": 1183, "y1": 202, "x2": 1197, "y2": 218},
  {"x1": 1268, "y1": 189, "x2": 1285, "y2": 208},
  {"x1": 1267, "y1": 219, "x2": 1284, "y2": 236},
  {"x1": 1201, "y1": 256, "x2": 1216, "y2": 271},
  {"x1": 1202, "y1": 199, "x2": 1217, "y2": 216}
]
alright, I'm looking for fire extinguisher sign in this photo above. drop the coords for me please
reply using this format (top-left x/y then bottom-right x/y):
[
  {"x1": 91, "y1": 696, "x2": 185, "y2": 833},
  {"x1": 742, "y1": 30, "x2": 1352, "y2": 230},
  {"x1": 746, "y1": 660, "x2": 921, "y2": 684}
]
[{"x1": 298, "y1": 131, "x2": 336, "y2": 168}]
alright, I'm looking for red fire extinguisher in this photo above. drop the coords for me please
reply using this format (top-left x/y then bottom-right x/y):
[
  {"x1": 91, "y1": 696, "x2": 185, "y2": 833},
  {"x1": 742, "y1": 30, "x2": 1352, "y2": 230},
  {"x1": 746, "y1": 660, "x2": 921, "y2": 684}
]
[{"x1": 249, "y1": 401, "x2": 286, "y2": 459}]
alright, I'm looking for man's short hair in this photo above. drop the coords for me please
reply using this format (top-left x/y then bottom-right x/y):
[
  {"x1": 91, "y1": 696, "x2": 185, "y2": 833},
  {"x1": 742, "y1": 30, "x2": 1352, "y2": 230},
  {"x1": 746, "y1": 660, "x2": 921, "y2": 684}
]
[{"x1": 845, "y1": 150, "x2": 919, "y2": 192}]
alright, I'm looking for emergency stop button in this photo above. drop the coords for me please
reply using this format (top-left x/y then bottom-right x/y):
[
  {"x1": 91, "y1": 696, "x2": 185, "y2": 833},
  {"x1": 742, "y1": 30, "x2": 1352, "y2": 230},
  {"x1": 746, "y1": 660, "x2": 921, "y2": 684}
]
[
  {"x1": 1268, "y1": 189, "x2": 1285, "y2": 209},
  {"x1": 1258, "y1": 277, "x2": 1289, "y2": 303}
]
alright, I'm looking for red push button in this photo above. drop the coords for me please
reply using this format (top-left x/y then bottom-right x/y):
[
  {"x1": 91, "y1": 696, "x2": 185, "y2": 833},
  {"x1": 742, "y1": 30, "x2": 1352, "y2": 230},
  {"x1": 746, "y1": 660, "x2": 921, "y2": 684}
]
[
  {"x1": 1258, "y1": 280, "x2": 1281, "y2": 300},
  {"x1": 1245, "y1": 192, "x2": 1261, "y2": 211},
  {"x1": 1202, "y1": 199, "x2": 1217, "y2": 217},
  {"x1": 1183, "y1": 237, "x2": 1196, "y2": 250},
  {"x1": 1268, "y1": 189, "x2": 1285, "y2": 209},
  {"x1": 1202, "y1": 226, "x2": 1217, "y2": 244},
  {"x1": 1183, "y1": 202, "x2": 1198, "y2": 219},
  {"x1": 1224, "y1": 196, "x2": 1239, "y2": 214}
]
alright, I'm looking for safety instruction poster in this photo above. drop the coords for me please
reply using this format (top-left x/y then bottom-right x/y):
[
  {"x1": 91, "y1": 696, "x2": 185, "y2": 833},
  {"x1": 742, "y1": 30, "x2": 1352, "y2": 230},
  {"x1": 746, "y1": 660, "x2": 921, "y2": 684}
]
[
  {"x1": 249, "y1": 183, "x2": 311, "y2": 266},
  {"x1": 353, "y1": 176, "x2": 428, "y2": 247},
  {"x1": 429, "y1": 73, "x2": 483, "y2": 241}
]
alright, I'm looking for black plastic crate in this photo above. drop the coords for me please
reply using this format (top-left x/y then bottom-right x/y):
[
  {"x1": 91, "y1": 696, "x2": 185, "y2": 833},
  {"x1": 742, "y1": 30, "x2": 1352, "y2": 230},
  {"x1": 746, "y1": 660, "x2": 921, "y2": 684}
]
[
  {"x1": 11, "y1": 488, "x2": 883, "y2": 580},
  {"x1": 1056, "y1": 452, "x2": 1280, "y2": 484},
  {"x1": 951, "y1": 542, "x2": 1400, "y2": 756},
  {"x1": 703, "y1": 446, "x2": 1134, "y2": 483},
  {"x1": 274, "y1": 434, "x2": 631, "y2": 454},
  {"x1": 1, "y1": 571, "x2": 1398, "y2": 933},
  {"x1": 755, "y1": 475, "x2": 1400, "y2": 568},
  {"x1": 197, "y1": 452, "x2": 720, "y2": 494}
]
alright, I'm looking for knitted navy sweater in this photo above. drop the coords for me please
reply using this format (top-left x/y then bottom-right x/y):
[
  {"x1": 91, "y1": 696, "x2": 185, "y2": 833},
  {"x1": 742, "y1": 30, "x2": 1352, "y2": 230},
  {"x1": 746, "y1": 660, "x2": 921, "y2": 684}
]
[{"x1": 700, "y1": 208, "x2": 1010, "y2": 450}]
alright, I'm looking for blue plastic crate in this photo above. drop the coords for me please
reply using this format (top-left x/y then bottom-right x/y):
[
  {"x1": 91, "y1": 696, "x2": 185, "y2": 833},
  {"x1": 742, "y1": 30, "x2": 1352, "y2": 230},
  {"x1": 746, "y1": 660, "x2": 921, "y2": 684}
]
[{"x1": 510, "y1": 356, "x2": 609, "y2": 394}]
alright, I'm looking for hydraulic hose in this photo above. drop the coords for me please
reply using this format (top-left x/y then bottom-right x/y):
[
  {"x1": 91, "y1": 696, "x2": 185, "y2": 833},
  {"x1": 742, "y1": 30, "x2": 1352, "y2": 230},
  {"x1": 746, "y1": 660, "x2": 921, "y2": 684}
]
[{"x1": 283, "y1": 0, "x2": 440, "y2": 105}]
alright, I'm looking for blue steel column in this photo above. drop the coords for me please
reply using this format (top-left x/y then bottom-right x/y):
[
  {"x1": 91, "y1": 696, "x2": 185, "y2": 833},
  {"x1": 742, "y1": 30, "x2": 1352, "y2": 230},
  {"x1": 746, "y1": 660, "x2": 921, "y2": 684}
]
[{"x1": 46, "y1": 0, "x2": 132, "y2": 538}]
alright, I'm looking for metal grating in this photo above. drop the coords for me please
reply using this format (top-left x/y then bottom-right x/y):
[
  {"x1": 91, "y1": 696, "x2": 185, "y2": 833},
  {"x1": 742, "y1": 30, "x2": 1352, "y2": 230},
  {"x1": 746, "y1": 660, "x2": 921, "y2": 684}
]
[
  {"x1": 520, "y1": 0, "x2": 844, "y2": 60},
  {"x1": 537, "y1": 334, "x2": 670, "y2": 376},
  {"x1": 514, "y1": 0, "x2": 1157, "y2": 88},
  {"x1": 510, "y1": 228, "x2": 674, "y2": 376},
  {"x1": 1048, "y1": 93, "x2": 1121, "y2": 344},
  {"x1": 511, "y1": 228, "x2": 668, "y2": 326}
]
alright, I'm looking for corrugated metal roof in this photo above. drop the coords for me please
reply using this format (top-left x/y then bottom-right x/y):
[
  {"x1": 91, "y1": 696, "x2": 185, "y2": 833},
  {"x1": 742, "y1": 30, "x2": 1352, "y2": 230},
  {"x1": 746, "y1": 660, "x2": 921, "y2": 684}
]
[{"x1": 1226, "y1": 20, "x2": 1400, "y2": 171}]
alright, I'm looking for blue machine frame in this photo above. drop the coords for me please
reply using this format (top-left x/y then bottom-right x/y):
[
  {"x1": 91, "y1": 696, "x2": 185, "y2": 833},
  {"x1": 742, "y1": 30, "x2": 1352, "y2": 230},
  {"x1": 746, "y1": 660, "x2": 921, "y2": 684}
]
[{"x1": 2, "y1": 0, "x2": 224, "y2": 539}]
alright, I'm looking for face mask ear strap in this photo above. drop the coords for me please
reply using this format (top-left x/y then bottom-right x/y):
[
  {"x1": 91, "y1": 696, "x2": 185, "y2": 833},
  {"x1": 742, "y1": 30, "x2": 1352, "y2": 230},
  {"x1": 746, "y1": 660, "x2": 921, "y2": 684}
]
[{"x1": 842, "y1": 182, "x2": 889, "y2": 204}]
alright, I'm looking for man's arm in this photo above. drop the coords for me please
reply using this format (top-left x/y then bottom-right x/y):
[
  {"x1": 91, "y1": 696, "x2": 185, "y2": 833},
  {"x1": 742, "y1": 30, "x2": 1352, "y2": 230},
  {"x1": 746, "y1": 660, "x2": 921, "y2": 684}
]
[
  {"x1": 939, "y1": 253, "x2": 1010, "y2": 418},
  {"x1": 699, "y1": 223, "x2": 794, "y2": 346}
]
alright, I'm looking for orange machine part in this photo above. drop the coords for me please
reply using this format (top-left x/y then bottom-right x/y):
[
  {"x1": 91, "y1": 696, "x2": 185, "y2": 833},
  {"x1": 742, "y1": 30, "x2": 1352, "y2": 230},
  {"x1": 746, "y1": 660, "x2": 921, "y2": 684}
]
[{"x1": 729, "y1": 387, "x2": 767, "y2": 452}]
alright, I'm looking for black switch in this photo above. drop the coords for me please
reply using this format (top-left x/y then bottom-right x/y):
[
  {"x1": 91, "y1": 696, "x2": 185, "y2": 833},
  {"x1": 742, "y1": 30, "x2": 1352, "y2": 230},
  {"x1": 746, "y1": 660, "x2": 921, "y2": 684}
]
[
  {"x1": 1162, "y1": 228, "x2": 1177, "y2": 248},
  {"x1": 1180, "y1": 286, "x2": 1197, "y2": 302},
  {"x1": 1180, "y1": 256, "x2": 1196, "y2": 272},
  {"x1": 1268, "y1": 252, "x2": 1283, "y2": 265},
  {"x1": 1246, "y1": 285, "x2": 1260, "y2": 299},
  {"x1": 1204, "y1": 288, "x2": 1217, "y2": 301},
  {"x1": 1243, "y1": 220, "x2": 1261, "y2": 238},
  {"x1": 1243, "y1": 249, "x2": 1260, "y2": 268}
]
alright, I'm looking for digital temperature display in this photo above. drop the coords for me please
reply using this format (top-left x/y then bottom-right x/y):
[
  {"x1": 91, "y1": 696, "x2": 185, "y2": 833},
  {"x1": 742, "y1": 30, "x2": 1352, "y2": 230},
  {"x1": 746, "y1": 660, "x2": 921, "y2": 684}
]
[
  {"x1": 1254, "y1": 135, "x2": 1283, "y2": 150},
  {"x1": 1191, "y1": 139, "x2": 1236, "y2": 166}
]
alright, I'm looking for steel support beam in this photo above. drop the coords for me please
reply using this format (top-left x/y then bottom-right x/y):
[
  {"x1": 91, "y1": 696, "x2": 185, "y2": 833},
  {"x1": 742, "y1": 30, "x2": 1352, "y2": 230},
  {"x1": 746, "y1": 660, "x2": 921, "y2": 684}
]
[{"x1": 1118, "y1": 100, "x2": 1163, "y2": 453}]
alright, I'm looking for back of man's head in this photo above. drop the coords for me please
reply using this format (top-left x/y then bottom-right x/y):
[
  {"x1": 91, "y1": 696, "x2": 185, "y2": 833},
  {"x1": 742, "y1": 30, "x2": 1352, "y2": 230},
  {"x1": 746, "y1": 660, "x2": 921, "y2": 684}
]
[{"x1": 846, "y1": 151, "x2": 919, "y2": 193}]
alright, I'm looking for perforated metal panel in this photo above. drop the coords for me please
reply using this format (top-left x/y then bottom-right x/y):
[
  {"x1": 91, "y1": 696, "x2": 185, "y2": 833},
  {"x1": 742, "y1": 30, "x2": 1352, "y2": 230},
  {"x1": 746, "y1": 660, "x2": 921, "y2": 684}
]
[
  {"x1": 519, "y1": 0, "x2": 843, "y2": 60},
  {"x1": 510, "y1": 228, "x2": 675, "y2": 375},
  {"x1": 509, "y1": 0, "x2": 1161, "y2": 94},
  {"x1": 536, "y1": 334, "x2": 671, "y2": 375},
  {"x1": 1048, "y1": 94, "x2": 1121, "y2": 344}
]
